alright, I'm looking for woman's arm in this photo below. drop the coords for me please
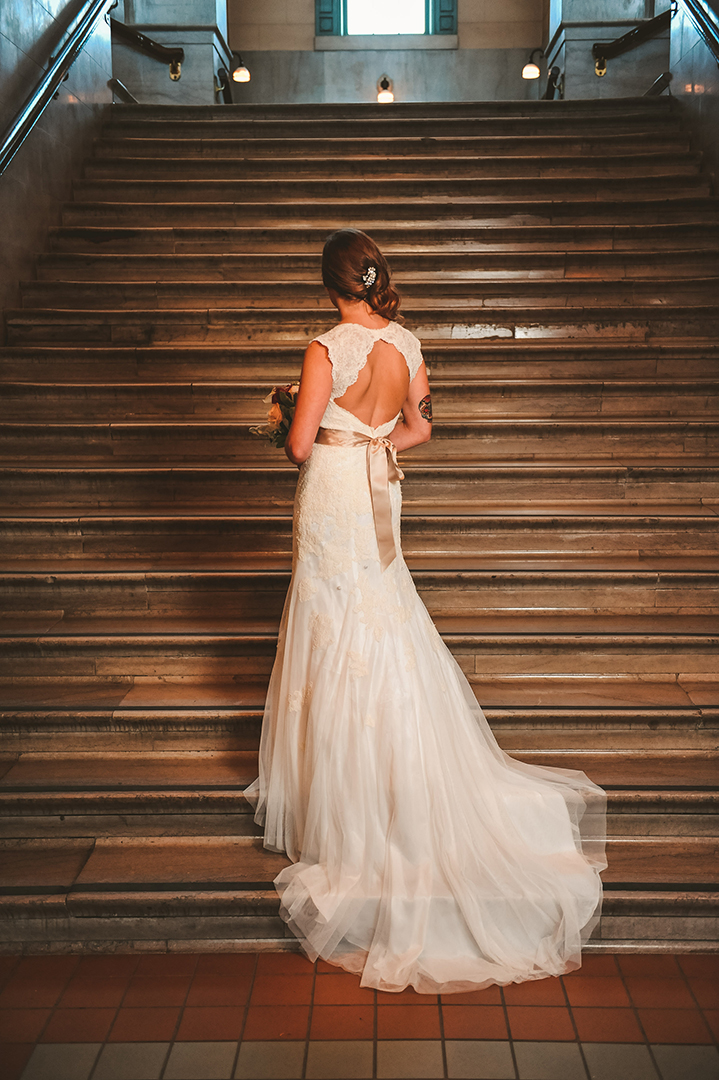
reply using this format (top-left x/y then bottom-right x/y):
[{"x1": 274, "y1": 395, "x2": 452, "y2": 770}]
[
  {"x1": 388, "y1": 360, "x2": 432, "y2": 452},
  {"x1": 284, "y1": 341, "x2": 333, "y2": 465}
]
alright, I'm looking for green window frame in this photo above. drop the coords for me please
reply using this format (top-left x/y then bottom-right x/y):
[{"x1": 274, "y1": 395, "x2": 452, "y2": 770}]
[{"x1": 316, "y1": 0, "x2": 457, "y2": 36}]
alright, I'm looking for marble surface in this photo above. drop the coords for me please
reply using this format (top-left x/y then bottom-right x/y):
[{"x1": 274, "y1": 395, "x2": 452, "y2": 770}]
[
  {"x1": 111, "y1": 0, "x2": 231, "y2": 105},
  {"x1": 0, "y1": 0, "x2": 112, "y2": 322},
  {"x1": 111, "y1": 34, "x2": 229, "y2": 106},
  {"x1": 229, "y1": 47, "x2": 534, "y2": 103}
]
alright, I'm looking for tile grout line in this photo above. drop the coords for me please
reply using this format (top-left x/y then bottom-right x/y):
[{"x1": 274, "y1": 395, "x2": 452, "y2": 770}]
[
  {"x1": 301, "y1": 959, "x2": 317, "y2": 1080},
  {"x1": 559, "y1": 972, "x2": 591, "y2": 1080},
  {"x1": 614, "y1": 958, "x2": 664, "y2": 1079},
  {"x1": 437, "y1": 994, "x2": 448, "y2": 1080},
  {"x1": 372, "y1": 983, "x2": 378, "y2": 1080},
  {"x1": 498, "y1": 986, "x2": 520, "y2": 1080},
  {"x1": 85, "y1": 953, "x2": 139, "y2": 1080},
  {"x1": 230, "y1": 951, "x2": 257, "y2": 1080},
  {"x1": 33, "y1": 954, "x2": 82, "y2": 1059},
  {"x1": 158, "y1": 953, "x2": 199, "y2": 1080},
  {"x1": 676, "y1": 956, "x2": 719, "y2": 1050}
]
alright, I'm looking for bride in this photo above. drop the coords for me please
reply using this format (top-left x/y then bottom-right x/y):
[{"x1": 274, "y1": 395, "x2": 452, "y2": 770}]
[{"x1": 244, "y1": 228, "x2": 607, "y2": 994}]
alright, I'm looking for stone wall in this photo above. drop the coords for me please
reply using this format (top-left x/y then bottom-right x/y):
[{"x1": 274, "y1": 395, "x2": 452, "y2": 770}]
[
  {"x1": 111, "y1": 0, "x2": 231, "y2": 106},
  {"x1": 227, "y1": 0, "x2": 545, "y2": 103},
  {"x1": 547, "y1": 0, "x2": 672, "y2": 100},
  {"x1": 0, "y1": 0, "x2": 112, "y2": 322},
  {"x1": 670, "y1": 2, "x2": 719, "y2": 189}
]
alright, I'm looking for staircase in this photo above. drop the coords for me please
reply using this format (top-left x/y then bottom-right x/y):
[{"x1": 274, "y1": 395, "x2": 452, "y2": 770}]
[{"x1": 0, "y1": 97, "x2": 717, "y2": 955}]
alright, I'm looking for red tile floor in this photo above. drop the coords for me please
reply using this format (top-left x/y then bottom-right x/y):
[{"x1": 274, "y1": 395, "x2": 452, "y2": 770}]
[{"x1": 0, "y1": 951, "x2": 717, "y2": 1079}]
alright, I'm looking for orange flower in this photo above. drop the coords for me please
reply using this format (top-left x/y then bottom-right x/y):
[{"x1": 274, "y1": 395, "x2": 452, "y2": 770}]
[{"x1": 267, "y1": 402, "x2": 283, "y2": 428}]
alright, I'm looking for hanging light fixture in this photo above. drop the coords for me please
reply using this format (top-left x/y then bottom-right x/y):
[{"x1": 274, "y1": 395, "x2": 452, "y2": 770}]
[
  {"x1": 231, "y1": 52, "x2": 251, "y2": 83},
  {"x1": 522, "y1": 48, "x2": 544, "y2": 80},
  {"x1": 377, "y1": 75, "x2": 394, "y2": 103}
]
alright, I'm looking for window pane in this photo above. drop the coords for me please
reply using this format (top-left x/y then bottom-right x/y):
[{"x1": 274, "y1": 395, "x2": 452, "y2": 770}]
[{"x1": 347, "y1": 0, "x2": 426, "y2": 35}]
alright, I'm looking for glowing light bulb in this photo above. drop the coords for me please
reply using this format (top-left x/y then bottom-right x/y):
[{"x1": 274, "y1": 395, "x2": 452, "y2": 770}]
[
  {"x1": 522, "y1": 62, "x2": 541, "y2": 79},
  {"x1": 232, "y1": 65, "x2": 250, "y2": 83},
  {"x1": 377, "y1": 75, "x2": 393, "y2": 103}
]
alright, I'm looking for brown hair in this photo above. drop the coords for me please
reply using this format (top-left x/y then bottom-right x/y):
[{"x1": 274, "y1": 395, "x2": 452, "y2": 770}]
[{"x1": 321, "y1": 229, "x2": 402, "y2": 322}]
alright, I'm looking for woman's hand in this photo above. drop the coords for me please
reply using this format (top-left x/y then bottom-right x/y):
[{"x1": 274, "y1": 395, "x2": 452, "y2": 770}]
[
  {"x1": 284, "y1": 341, "x2": 333, "y2": 465},
  {"x1": 388, "y1": 360, "x2": 432, "y2": 452}
]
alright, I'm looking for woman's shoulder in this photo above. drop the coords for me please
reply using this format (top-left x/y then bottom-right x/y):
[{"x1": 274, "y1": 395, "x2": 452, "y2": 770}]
[
  {"x1": 311, "y1": 322, "x2": 365, "y2": 351},
  {"x1": 384, "y1": 321, "x2": 421, "y2": 346},
  {"x1": 382, "y1": 322, "x2": 423, "y2": 376}
]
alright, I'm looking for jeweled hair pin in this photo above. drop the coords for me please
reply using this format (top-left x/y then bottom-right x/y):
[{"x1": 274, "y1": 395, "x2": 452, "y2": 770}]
[{"x1": 362, "y1": 265, "x2": 377, "y2": 288}]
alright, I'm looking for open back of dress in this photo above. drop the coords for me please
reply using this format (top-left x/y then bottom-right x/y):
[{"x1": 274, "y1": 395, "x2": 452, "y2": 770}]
[{"x1": 245, "y1": 320, "x2": 607, "y2": 994}]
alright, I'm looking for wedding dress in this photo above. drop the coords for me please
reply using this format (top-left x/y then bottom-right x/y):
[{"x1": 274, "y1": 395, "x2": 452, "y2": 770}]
[{"x1": 245, "y1": 320, "x2": 607, "y2": 994}]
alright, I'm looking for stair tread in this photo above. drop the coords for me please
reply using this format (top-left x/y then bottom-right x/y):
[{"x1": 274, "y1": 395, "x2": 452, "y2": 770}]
[
  {"x1": 1, "y1": 835, "x2": 716, "y2": 892},
  {"x1": 1, "y1": 611, "x2": 716, "y2": 636},
  {"x1": 0, "y1": 501, "x2": 716, "y2": 518},
  {"x1": 3, "y1": 557, "x2": 719, "y2": 575},
  {"x1": 0, "y1": 674, "x2": 716, "y2": 712},
  {"x1": 1, "y1": 750, "x2": 716, "y2": 790},
  {"x1": 1, "y1": 555, "x2": 718, "y2": 573},
  {"x1": 4, "y1": 418, "x2": 718, "y2": 428},
  {"x1": 2, "y1": 785, "x2": 716, "y2": 804}
]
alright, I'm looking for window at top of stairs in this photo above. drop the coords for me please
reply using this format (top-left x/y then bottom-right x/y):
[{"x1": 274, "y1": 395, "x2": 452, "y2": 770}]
[
  {"x1": 316, "y1": 0, "x2": 457, "y2": 37},
  {"x1": 347, "y1": 0, "x2": 425, "y2": 35}
]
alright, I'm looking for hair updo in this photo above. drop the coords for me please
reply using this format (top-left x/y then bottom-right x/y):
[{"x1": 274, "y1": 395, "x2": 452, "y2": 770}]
[{"x1": 321, "y1": 228, "x2": 402, "y2": 322}]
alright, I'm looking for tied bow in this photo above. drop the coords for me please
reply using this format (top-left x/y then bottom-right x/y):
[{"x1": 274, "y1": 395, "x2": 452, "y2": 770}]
[{"x1": 314, "y1": 427, "x2": 405, "y2": 571}]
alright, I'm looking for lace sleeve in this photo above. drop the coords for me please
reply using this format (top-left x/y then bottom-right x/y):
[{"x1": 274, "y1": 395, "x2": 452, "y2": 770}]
[
  {"x1": 312, "y1": 325, "x2": 374, "y2": 401},
  {"x1": 396, "y1": 325, "x2": 424, "y2": 382}
]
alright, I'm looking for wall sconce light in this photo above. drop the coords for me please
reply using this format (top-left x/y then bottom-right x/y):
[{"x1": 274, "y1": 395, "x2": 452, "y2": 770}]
[
  {"x1": 231, "y1": 53, "x2": 250, "y2": 82},
  {"x1": 377, "y1": 75, "x2": 394, "y2": 103},
  {"x1": 522, "y1": 48, "x2": 544, "y2": 80}
]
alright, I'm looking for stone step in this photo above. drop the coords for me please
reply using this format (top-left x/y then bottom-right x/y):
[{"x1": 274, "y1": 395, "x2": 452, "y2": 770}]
[
  {"x1": 3, "y1": 748, "x2": 715, "y2": 791},
  {"x1": 2, "y1": 883, "x2": 714, "y2": 952},
  {"x1": 0, "y1": 754, "x2": 715, "y2": 839},
  {"x1": 2, "y1": 509, "x2": 717, "y2": 560},
  {"x1": 46, "y1": 222, "x2": 719, "y2": 256},
  {"x1": 0, "y1": 835, "x2": 715, "y2": 899},
  {"x1": 1, "y1": 567, "x2": 717, "y2": 617},
  {"x1": 7, "y1": 305, "x2": 719, "y2": 347},
  {"x1": 103, "y1": 98, "x2": 674, "y2": 121},
  {"x1": 33, "y1": 249, "x2": 719, "y2": 283},
  {"x1": 71, "y1": 174, "x2": 712, "y2": 206},
  {"x1": 1, "y1": 620, "x2": 717, "y2": 679},
  {"x1": 82, "y1": 152, "x2": 703, "y2": 183},
  {"x1": 2, "y1": 463, "x2": 716, "y2": 507},
  {"x1": 3, "y1": 343, "x2": 718, "y2": 382},
  {"x1": 3, "y1": 789, "x2": 717, "y2": 839},
  {"x1": 0, "y1": 880, "x2": 714, "y2": 953},
  {"x1": 3, "y1": 379, "x2": 717, "y2": 423},
  {"x1": 20, "y1": 276, "x2": 719, "y2": 310},
  {"x1": 61, "y1": 196, "x2": 719, "y2": 228},
  {"x1": 99, "y1": 110, "x2": 679, "y2": 143},
  {"x1": 92, "y1": 132, "x2": 693, "y2": 161},
  {"x1": 2, "y1": 419, "x2": 717, "y2": 463},
  {"x1": 2, "y1": 683, "x2": 717, "y2": 752}
]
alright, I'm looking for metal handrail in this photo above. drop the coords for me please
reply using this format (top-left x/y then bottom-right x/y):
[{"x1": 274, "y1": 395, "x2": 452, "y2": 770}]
[
  {"x1": 0, "y1": 0, "x2": 116, "y2": 177},
  {"x1": 681, "y1": 0, "x2": 719, "y2": 65},
  {"x1": 110, "y1": 18, "x2": 184, "y2": 65},
  {"x1": 592, "y1": 7, "x2": 673, "y2": 73}
]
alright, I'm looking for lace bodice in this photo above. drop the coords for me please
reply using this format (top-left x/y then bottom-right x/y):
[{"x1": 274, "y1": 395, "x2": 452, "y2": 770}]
[{"x1": 312, "y1": 321, "x2": 424, "y2": 437}]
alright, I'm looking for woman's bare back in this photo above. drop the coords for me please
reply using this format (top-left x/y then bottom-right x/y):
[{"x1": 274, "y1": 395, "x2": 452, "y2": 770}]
[{"x1": 333, "y1": 339, "x2": 410, "y2": 429}]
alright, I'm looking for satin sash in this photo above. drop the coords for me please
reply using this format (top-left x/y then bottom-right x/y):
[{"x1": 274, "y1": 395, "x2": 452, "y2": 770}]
[{"x1": 314, "y1": 426, "x2": 404, "y2": 571}]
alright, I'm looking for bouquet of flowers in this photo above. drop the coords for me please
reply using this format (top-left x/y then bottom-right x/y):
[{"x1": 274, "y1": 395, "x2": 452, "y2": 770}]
[{"x1": 249, "y1": 384, "x2": 299, "y2": 449}]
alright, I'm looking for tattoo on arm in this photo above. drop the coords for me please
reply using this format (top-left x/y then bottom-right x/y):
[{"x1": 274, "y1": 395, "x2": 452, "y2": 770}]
[{"x1": 419, "y1": 394, "x2": 432, "y2": 423}]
